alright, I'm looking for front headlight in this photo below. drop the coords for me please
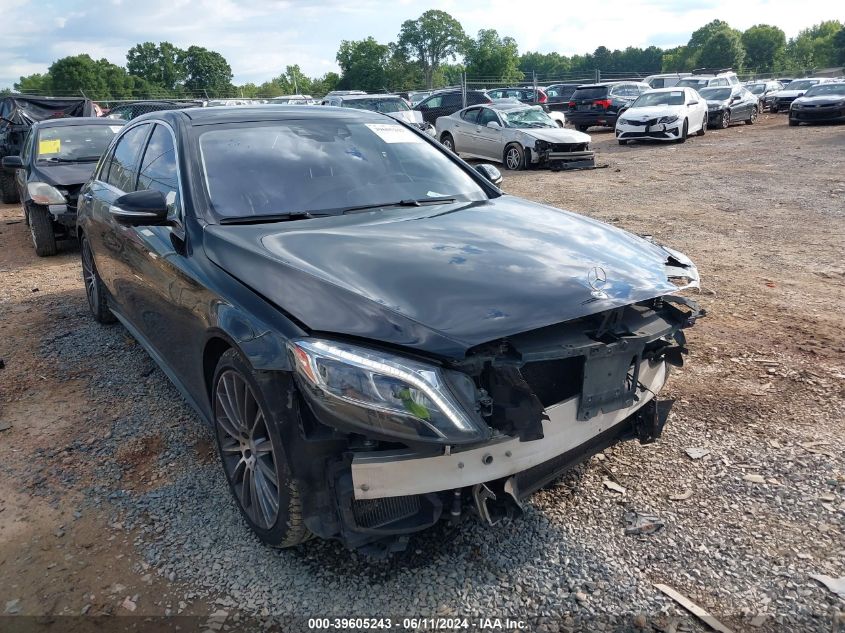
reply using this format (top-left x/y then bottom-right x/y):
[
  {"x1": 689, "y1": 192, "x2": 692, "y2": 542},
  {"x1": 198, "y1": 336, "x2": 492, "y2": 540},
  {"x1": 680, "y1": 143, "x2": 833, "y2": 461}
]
[
  {"x1": 658, "y1": 115, "x2": 679, "y2": 124},
  {"x1": 290, "y1": 339, "x2": 490, "y2": 445},
  {"x1": 27, "y1": 182, "x2": 66, "y2": 205},
  {"x1": 791, "y1": 103, "x2": 803, "y2": 109}
]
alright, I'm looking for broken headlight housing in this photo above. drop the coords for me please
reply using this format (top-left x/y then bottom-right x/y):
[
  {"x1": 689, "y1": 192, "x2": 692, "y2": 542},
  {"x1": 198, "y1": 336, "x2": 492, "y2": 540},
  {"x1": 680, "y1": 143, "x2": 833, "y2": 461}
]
[
  {"x1": 658, "y1": 115, "x2": 679, "y2": 124},
  {"x1": 290, "y1": 339, "x2": 490, "y2": 445},
  {"x1": 27, "y1": 182, "x2": 66, "y2": 205}
]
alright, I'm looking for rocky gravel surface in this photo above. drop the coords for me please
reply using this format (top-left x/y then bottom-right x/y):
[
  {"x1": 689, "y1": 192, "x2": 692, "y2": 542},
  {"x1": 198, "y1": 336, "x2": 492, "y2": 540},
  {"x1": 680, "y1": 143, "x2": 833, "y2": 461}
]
[{"x1": 1, "y1": 115, "x2": 843, "y2": 632}]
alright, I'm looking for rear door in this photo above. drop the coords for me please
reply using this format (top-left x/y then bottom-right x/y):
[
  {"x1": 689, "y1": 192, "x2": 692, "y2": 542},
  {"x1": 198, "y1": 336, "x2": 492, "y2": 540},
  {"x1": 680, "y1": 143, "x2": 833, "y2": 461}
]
[
  {"x1": 473, "y1": 107, "x2": 505, "y2": 160},
  {"x1": 453, "y1": 107, "x2": 481, "y2": 153},
  {"x1": 84, "y1": 122, "x2": 152, "y2": 303}
]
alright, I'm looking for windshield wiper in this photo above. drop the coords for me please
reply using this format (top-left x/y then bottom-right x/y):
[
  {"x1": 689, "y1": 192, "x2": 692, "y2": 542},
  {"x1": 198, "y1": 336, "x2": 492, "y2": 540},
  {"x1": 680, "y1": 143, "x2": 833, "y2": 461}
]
[
  {"x1": 39, "y1": 157, "x2": 82, "y2": 163},
  {"x1": 219, "y1": 211, "x2": 328, "y2": 225},
  {"x1": 341, "y1": 197, "x2": 456, "y2": 214}
]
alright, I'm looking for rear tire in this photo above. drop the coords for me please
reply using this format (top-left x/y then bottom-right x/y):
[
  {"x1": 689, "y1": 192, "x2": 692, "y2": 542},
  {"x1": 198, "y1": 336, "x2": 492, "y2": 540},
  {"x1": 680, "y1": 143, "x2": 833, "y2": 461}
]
[
  {"x1": 0, "y1": 172, "x2": 19, "y2": 204},
  {"x1": 28, "y1": 207, "x2": 57, "y2": 257},
  {"x1": 81, "y1": 234, "x2": 116, "y2": 324},
  {"x1": 746, "y1": 107, "x2": 758, "y2": 125},
  {"x1": 212, "y1": 349, "x2": 311, "y2": 548},
  {"x1": 440, "y1": 133, "x2": 455, "y2": 153}
]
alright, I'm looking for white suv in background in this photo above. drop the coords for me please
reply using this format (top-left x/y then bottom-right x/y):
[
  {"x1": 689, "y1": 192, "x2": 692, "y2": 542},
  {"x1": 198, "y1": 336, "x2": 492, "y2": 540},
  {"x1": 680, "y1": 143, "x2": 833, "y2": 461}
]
[
  {"x1": 676, "y1": 70, "x2": 739, "y2": 91},
  {"x1": 644, "y1": 73, "x2": 692, "y2": 89}
]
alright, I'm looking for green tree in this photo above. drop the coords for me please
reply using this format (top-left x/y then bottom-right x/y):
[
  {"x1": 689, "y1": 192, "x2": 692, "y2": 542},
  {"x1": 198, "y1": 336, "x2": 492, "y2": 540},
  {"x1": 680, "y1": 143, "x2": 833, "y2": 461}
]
[
  {"x1": 742, "y1": 25, "x2": 786, "y2": 72},
  {"x1": 126, "y1": 41, "x2": 185, "y2": 93},
  {"x1": 519, "y1": 52, "x2": 571, "y2": 78},
  {"x1": 397, "y1": 10, "x2": 466, "y2": 88},
  {"x1": 336, "y1": 37, "x2": 391, "y2": 91},
  {"x1": 697, "y1": 30, "x2": 746, "y2": 69},
  {"x1": 181, "y1": 46, "x2": 233, "y2": 96},
  {"x1": 14, "y1": 73, "x2": 51, "y2": 94},
  {"x1": 463, "y1": 29, "x2": 522, "y2": 82},
  {"x1": 834, "y1": 27, "x2": 845, "y2": 65}
]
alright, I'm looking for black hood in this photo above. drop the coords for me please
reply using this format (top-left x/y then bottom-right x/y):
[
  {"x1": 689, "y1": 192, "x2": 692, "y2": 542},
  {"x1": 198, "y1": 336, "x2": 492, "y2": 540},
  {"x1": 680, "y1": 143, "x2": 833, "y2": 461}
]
[
  {"x1": 203, "y1": 198, "x2": 687, "y2": 358},
  {"x1": 30, "y1": 162, "x2": 97, "y2": 187}
]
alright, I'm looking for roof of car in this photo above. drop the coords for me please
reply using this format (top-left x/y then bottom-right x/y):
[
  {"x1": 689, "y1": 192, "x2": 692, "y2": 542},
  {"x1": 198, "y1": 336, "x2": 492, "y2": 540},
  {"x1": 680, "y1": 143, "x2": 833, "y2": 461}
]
[
  {"x1": 33, "y1": 116, "x2": 124, "y2": 129},
  {"x1": 171, "y1": 105, "x2": 386, "y2": 125},
  {"x1": 642, "y1": 87, "x2": 689, "y2": 93},
  {"x1": 574, "y1": 81, "x2": 649, "y2": 88},
  {"x1": 336, "y1": 94, "x2": 403, "y2": 101}
]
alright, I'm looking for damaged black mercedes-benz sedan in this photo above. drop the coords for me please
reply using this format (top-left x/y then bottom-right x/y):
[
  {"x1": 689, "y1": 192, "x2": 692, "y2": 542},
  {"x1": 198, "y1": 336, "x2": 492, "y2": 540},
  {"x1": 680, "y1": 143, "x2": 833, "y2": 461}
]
[{"x1": 77, "y1": 105, "x2": 703, "y2": 554}]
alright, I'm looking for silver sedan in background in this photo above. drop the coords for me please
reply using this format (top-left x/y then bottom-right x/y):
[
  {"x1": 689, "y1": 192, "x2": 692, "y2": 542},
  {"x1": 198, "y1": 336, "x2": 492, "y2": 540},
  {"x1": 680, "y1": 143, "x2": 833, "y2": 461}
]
[{"x1": 435, "y1": 102, "x2": 595, "y2": 171}]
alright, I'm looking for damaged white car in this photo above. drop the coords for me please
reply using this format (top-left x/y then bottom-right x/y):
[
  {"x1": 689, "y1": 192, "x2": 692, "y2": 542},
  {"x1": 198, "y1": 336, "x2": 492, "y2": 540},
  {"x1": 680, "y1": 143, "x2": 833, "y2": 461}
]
[{"x1": 436, "y1": 102, "x2": 595, "y2": 171}]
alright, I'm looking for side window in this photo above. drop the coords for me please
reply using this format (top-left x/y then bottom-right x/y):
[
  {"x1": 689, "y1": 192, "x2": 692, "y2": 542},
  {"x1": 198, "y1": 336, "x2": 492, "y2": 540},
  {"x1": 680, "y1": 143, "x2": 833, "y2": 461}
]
[
  {"x1": 443, "y1": 94, "x2": 461, "y2": 108},
  {"x1": 468, "y1": 92, "x2": 488, "y2": 105},
  {"x1": 106, "y1": 124, "x2": 150, "y2": 192},
  {"x1": 423, "y1": 96, "x2": 442, "y2": 109},
  {"x1": 478, "y1": 108, "x2": 499, "y2": 126},
  {"x1": 488, "y1": 90, "x2": 502, "y2": 99},
  {"x1": 652, "y1": 79, "x2": 664, "y2": 89},
  {"x1": 712, "y1": 78, "x2": 728, "y2": 87},
  {"x1": 461, "y1": 108, "x2": 480, "y2": 123},
  {"x1": 137, "y1": 124, "x2": 179, "y2": 215}
]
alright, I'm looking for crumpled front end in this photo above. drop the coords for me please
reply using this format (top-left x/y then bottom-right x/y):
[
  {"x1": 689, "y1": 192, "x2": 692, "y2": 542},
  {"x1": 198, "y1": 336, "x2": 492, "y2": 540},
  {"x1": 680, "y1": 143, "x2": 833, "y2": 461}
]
[
  {"x1": 532, "y1": 139, "x2": 596, "y2": 171},
  {"x1": 288, "y1": 276, "x2": 703, "y2": 554}
]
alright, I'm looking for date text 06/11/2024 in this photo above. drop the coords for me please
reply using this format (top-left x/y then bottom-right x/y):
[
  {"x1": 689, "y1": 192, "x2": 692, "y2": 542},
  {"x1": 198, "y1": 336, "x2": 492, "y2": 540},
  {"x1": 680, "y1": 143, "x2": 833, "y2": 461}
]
[{"x1": 307, "y1": 617, "x2": 528, "y2": 630}]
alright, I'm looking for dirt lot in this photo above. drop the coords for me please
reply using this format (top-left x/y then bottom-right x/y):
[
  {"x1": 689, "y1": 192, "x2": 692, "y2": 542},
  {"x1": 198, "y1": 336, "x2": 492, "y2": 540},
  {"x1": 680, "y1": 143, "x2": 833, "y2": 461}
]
[{"x1": 1, "y1": 114, "x2": 843, "y2": 632}]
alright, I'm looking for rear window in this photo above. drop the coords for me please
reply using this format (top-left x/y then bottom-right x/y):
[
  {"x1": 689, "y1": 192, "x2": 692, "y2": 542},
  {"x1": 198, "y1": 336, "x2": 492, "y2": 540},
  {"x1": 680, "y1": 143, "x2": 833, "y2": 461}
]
[{"x1": 571, "y1": 86, "x2": 608, "y2": 100}]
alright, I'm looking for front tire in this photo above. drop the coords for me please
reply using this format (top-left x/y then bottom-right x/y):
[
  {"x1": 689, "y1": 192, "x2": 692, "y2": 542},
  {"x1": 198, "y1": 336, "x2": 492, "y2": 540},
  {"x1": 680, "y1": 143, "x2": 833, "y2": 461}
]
[
  {"x1": 81, "y1": 234, "x2": 116, "y2": 324},
  {"x1": 676, "y1": 118, "x2": 688, "y2": 143},
  {"x1": 576, "y1": 124, "x2": 590, "y2": 132},
  {"x1": 719, "y1": 110, "x2": 730, "y2": 129},
  {"x1": 788, "y1": 118, "x2": 798, "y2": 126},
  {"x1": 213, "y1": 349, "x2": 311, "y2": 548},
  {"x1": 29, "y1": 207, "x2": 57, "y2": 257},
  {"x1": 503, "y1": 144, "x2": 525, "y2": 170},
  {"x1": 440, "y1": 133, "x2": 455, "y2": 153}
]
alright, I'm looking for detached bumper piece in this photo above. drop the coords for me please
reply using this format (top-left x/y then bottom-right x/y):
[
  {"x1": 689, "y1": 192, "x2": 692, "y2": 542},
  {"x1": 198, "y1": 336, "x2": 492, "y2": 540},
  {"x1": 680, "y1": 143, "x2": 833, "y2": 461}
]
[{"x1": 535, "y1": 142, "x2": 596, "y2": 172}]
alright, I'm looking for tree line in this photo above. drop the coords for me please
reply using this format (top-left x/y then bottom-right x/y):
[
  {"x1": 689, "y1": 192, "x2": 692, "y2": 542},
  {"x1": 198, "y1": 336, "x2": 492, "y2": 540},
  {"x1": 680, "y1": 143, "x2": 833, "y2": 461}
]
[{"x1": 4, "y1": 12, "x2": 845, "y2": 100}]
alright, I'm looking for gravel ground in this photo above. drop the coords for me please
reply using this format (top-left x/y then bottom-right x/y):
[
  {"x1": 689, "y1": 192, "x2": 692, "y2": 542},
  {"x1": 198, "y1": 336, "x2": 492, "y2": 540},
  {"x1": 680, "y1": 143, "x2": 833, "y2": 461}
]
[{"x1": 1, "y1": 114, "x2": 843, "y2": 632}]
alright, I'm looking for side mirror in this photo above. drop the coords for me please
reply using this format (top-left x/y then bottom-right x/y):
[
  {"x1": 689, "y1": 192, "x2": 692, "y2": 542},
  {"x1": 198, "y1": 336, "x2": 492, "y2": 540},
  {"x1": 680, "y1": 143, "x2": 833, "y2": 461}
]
[
  {"x1": 486, "y1": 121, "x2": 501, "y2": 129},
  {"x1": 687, "y1": 100, "x2": 698, "y2": 105},
  {"x1": 475, "y1": 163, "x2": 502, "y2": 187},
  {"x1": 2, "y1": 155, "x2": 23, "y2": 170},
  {"x1": 109, "y1": 189, "x2": 169, "y2": 226}
]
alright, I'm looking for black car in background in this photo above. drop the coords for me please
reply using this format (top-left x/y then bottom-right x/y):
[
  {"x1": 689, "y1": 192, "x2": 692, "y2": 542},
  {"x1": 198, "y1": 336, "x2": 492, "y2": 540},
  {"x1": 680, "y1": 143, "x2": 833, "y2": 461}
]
[
  {"x1": 414, "y1": 89, "x2": 492, "y2": 126},
  {"x1": 104, "y1": 100, "x2": 197, "y2": 121},
  {"x1": 0, "y1": 95, "x2": 94, "y2": 203},
  {"x1": 566, "y1": 82, "x2": 650, "y2": 131},
  {"x1": 1, "y1": 117, "x2": 122, "y2": 256},
  {"x1": 76, "y1": 105, "x2": 701, "y2": 554},
  {"x1": 699, "y1": 86, "x2": 759, "y2": 129},
  {"x1": 545, "y1": 83, "x2": 581, "y2": 112},
  {"x1": 744, "y1": 81, "x2": 783, "y2": 111},
  {"x1": 789, "y1": 83, "x2": 845, "y2": 126}
]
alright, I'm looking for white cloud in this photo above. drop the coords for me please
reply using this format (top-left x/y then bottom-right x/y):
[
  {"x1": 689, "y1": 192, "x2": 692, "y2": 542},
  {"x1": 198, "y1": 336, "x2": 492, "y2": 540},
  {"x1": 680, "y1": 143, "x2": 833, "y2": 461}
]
[{"x1": 0, "y1": 0, "x2": 841, "y2": 90}]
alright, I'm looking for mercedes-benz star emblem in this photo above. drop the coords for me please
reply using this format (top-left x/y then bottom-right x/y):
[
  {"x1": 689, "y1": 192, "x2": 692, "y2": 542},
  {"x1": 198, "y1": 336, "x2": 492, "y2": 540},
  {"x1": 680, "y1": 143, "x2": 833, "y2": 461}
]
[{"x1": 587, "y1": 266, "x2": 608, "y2": 299}]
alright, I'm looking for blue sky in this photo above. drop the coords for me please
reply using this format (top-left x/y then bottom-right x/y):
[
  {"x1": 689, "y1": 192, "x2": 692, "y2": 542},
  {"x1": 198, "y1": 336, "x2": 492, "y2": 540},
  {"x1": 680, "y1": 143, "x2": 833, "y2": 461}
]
[{"x1": 0, "y1": 0, "x2": 839, "y2": 89}]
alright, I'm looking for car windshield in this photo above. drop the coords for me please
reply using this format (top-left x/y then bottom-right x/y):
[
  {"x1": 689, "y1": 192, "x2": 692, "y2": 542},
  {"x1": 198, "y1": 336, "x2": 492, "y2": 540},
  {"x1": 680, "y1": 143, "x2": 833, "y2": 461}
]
[
  {"x1": 803, "y1": 84, "x2": 845, "y2": 97},
  {"x1": 343, "y1": 98, "x2": 410, "y2": 113},
  {"x1": 499, "y1": 107, "x2": 555, "y2": 128},
  {"x1": 785, "y1": 80, "x2": 819, "y2": 90},
  {"x1": 198, "y1": 120, "x2": 488, "y2": 219},
  {"x1": 676, "y1": 79, "x2": 709, "y2": 89},
  {"x1": 746, "y1": 84, "x2": 766, "y2": 94},
  {"x1": 700, "y1": 88, "x2": 732, "y2": 100},
  {"x1": 36, "y1": 124, "x2": 120, "y2": 162},
  {"x1": 631, "y1": 91, "x2": 685, "y2": 107}
]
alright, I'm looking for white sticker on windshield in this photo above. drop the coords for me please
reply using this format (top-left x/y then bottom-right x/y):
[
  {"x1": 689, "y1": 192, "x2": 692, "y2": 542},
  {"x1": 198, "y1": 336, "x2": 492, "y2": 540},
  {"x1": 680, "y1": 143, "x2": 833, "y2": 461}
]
[
  {"x1": 365, "y1": 123, "x2": 422, "y2": 144},
  {"x1": 109, "y1": 126, "x2": 122, "y2": 133}
]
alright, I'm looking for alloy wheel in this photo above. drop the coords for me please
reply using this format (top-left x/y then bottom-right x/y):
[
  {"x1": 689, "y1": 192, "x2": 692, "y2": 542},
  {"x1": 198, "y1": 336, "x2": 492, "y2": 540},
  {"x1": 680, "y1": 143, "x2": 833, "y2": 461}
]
[
  {"x1": 81, "y1": 239, "x2": 98, "y2": 312},
  {"x1": 215, "y1": 370, "x2": 280, "y2": 530},
  {"x1": 506, "y1": 147, "x2": 521, "y2": 170},
  {"x1": 721, "y1": 111, "x2": 730, "y2": 129}
]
